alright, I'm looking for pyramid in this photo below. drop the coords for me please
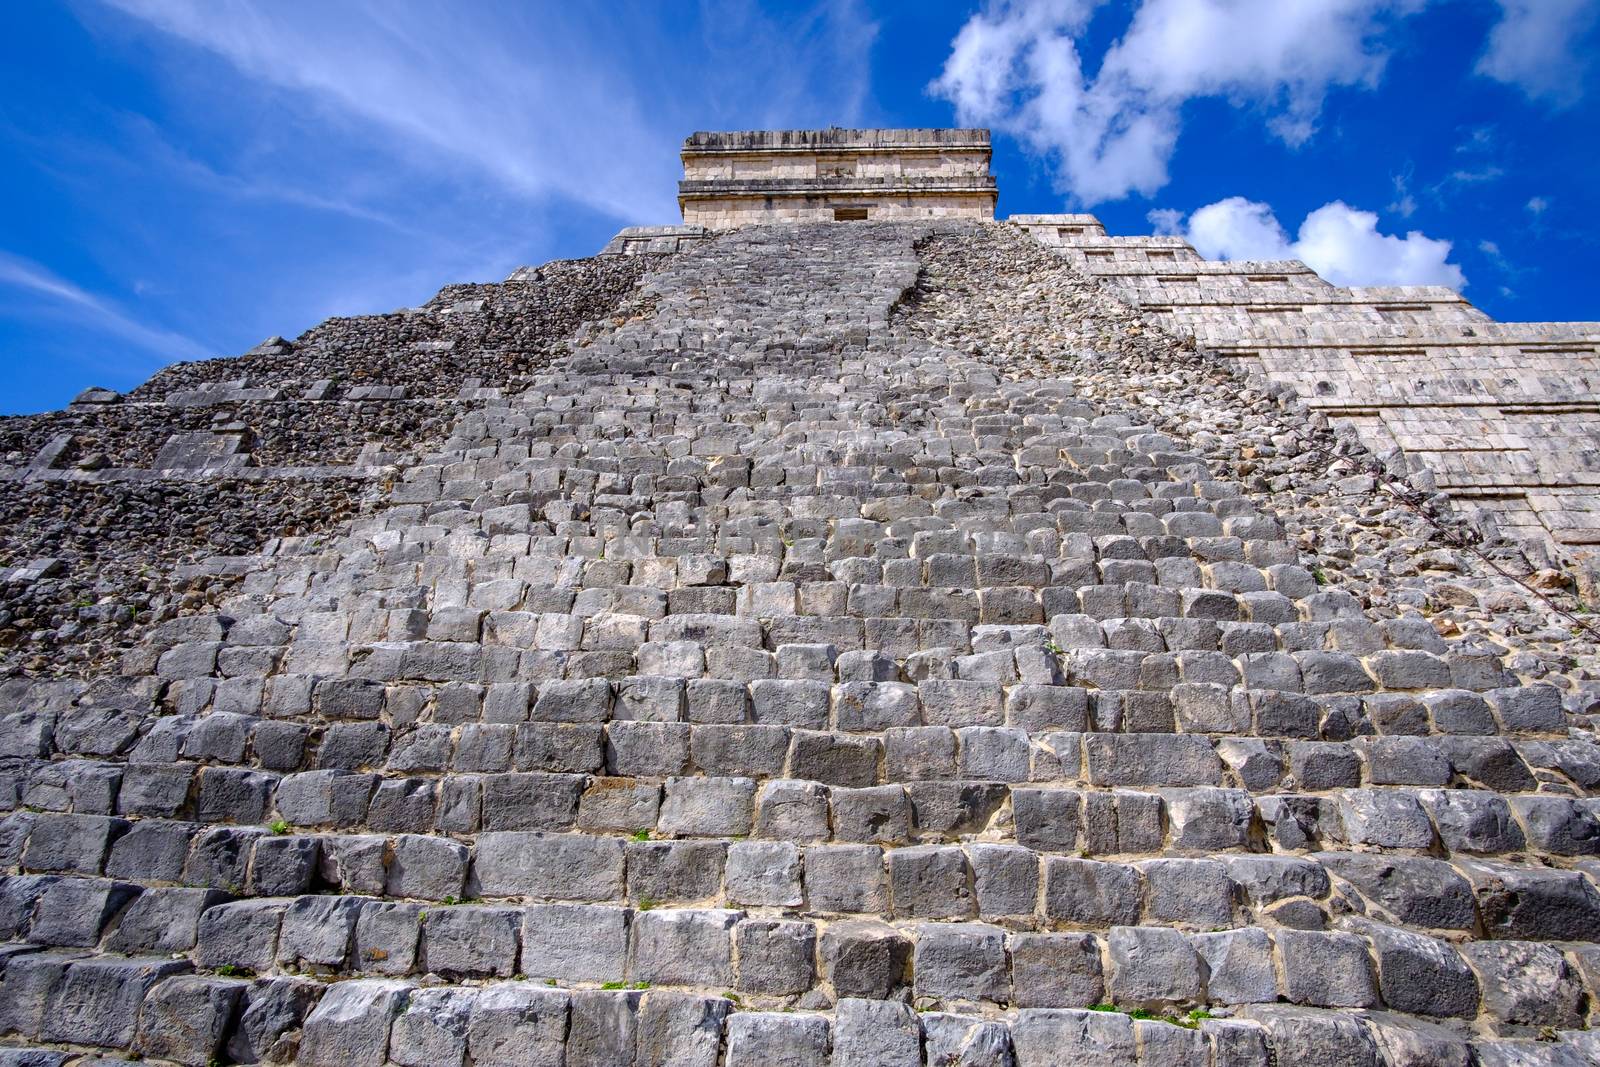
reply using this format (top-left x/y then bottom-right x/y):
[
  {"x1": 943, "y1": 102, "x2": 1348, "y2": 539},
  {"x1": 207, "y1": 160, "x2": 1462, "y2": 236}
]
[{"x1": 0, "y1": 133, "x2": 1598, "y2": 1066}]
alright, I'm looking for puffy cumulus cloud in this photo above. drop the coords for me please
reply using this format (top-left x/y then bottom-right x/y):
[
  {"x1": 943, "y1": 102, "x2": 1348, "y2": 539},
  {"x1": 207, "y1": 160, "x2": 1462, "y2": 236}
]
[
  {"x1": 1477, "y1": 0, "x2": 1599, "y2": 106},
  {"x1": 931, "y1": 0, "x2": 1424, "y2": 204},
  {"x1": 1293, "y1": 201, "x2": 1465, "y2": 288},
  {"x1": 1159, "y1": 197, "x2": 1466, "y2": 289}
]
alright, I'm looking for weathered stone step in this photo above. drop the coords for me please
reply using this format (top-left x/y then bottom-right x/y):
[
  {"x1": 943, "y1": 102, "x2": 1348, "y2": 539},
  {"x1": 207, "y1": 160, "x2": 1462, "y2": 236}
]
[
  {"x1": 2, "y1": 946, "x2": 1597, "y2": 1066},
  {"x1": 12, "y1": 811, "x2": 1600, "y2": 948}
]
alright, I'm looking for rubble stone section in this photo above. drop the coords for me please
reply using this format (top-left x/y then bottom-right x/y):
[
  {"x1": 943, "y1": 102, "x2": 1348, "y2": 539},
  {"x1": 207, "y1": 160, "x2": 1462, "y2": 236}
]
[
  {"x1": 0, "y1": 255, "x2": 659, "y2": 677},
  {"x1": 679, "y1": 128, "x2": 998, "y2": 227},
  {"x1": 0, "y1": 220, "x2": 1597, "y2": 1066},
  {"x1": 1014, "y1": 214, "x2": 1600, "y2": 570}
]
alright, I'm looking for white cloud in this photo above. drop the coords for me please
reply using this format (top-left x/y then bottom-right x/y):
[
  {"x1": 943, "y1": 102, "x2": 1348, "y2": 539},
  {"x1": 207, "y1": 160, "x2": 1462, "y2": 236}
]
[
  {"x1": 1526, "y1": 196, "x2": 1550, "y2": 215},
  {"x1": 932, "y1": 0, "x2": 1424, "y2": 204},
  {"x1": 0, "y1": 250, "x2": 210, "y2": 367},
  {"x1": 102, "y1": 0, "x2": 878, "y2": 224},
  {"x1": 1159, "y1": 196, "x2": 1466, "y2": 289},
  {"x1": 1477, "y1": 0, "x2": 1598, "y2": 106},
  {"x1": 1146, "y1": 207, "x2": 1185, "y2": 235}
]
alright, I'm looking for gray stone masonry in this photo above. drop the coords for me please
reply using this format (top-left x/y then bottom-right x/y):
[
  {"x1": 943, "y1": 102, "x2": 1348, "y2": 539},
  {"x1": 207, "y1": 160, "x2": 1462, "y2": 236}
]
[{"x1": 0, "y1": 206, "x2": 1598, "y2": 1066}]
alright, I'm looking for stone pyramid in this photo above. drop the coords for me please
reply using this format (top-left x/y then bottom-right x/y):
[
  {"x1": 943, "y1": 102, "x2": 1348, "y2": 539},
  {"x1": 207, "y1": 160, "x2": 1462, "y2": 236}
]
[{"x1": 1, "y1": 216, "x2": 1598, "y2": 1066}]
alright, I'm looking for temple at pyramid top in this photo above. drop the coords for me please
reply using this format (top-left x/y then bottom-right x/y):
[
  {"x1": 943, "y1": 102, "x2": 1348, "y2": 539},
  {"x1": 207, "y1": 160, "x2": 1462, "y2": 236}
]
[{"x1": 677, "y1": 127, "x2": 998, "y2": 227}]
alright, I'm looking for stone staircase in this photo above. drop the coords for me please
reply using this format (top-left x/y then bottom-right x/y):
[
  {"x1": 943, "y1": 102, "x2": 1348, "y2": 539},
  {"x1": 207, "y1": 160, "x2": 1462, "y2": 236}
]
[{"x1": 1, "y1": 221, "x2": 1597, "y2": 1065}]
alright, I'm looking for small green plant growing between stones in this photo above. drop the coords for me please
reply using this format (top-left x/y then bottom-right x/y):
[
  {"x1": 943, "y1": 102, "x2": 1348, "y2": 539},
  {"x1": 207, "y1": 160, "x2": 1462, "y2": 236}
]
[
  {"x1": 601, "y1": 981, "x2": 626, "y2": 990},
  {"x1": 1045, "y1": 640, "x2": 1064, "y2": 655},
  {"x1": 214, "y1": 964, "x2": 240, "y2": 977},
  {"x1": 1311, "y1": 566, "x2": 1328, "y2": 585},
  {"x1": 637, "y1": 897, "x2": 659, "y2": 911},
  {"x1": 268, "y1": 818, "x2": 290, "y2": 835},
  {"x1": 630, "y1": 828, "x2": 651, "y2": 842}
]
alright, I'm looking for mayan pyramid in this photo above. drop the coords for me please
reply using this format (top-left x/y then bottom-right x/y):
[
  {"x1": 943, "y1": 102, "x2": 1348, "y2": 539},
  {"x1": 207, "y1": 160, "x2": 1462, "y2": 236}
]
[{"x1": 1, "y1": 129, "x2": 1598, "y2": 1066}]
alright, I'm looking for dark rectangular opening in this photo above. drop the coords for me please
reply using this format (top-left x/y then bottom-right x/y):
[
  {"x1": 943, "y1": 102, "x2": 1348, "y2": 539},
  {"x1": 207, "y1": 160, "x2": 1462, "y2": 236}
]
[{"x1": 833, "y1": 207, "x2": 869, "y2": 221}]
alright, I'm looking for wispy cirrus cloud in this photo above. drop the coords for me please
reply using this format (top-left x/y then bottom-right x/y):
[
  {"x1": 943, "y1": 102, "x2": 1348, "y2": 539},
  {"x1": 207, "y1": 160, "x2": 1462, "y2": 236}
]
[
  {"x1": 0, "y1": 249, "x2": 210, "y2": 371},
  {"x1": 101, "y1": 0, "x2": 881, "y2": 225}
]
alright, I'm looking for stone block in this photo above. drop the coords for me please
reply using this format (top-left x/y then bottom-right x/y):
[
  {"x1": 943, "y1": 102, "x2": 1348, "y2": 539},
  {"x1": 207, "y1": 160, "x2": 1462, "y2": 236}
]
[
  {"x1": 1241, "y1": 1006, "x2": 1377, "y2": 1067},
  {"x1": 474, "y1": 831, "x2": 624, "y2": 901},
  {"x1": 482, "y1": 771, "x2": 584, "y2": 830},
  {"x1": 820, "y1": 919, "x2": 911, "y2": 998},
  {"x1": 1107, "y1": 925, "x2": 1202, "y2": 1007},
  {"x1": 387, "y1": 832, "x2": 469, "y2": 900},
  {"x1": 466, "y1": 984, "x2": 569, "y2": 1067},
  {"x1": 21, "y1": 812, "x2": 126, "y2": 874},
  {"x1": 1011, "y1": 931, "x2": 1103, "y2": 1008},
  {"x1": 224, "y1": 976, "x2": 323, "y2": 1064},
  {"x1": 913, "y1": 921, "x2": 1010, "y2": 1004},
  {"x1": 1194, "y1": 928, "x2": 1277, "y2": 1004},
  {"x1": 1140, "y1": 858, "x2": 1235, "y2": 926},
  {"x1": 353, "y1": 901, "x2": 422, "y2": 975},
  {"x1": 1162, "y1": 787, "x2": 1254, "y2": 851},
  {"x1": 726, "y1": 841, "x2": 803, "y2": 906},
  {"x1": 690, "y1": 723, "x2": 790, "y2": 777},
  {"x1": 635, "y1": 991, "x2": 728, "y2": 1067},
  {"x1": 28, "y1": 876, "x2": 140, "y2": 947},
  {"x1": 389, "y1": 986, "x2": 474, "y2": 1067},
  {"x1": 567, "y1": 988, "x2": 640, "y2": 1067},
  {"x1": 831, "y1": 784, "x2": 911, "y2": 842},
  {"x1": 250, "y1": 834, "x2": 320, "y2": 896},
  {"x1": 832, "y1": 997, "x2": 921, "y2": 1067},
  {"x1": 1043, "y1": 857, "x2": 1141, "y2": 926},
  {"x1": 1349, "y1": 920, "x2": 1477, "y2": 1019},
  {"x1": 658, "y1": 775, "x2": 756, "y2": 836},
  {"x1": 750, "y1": 679, "x2": 831, "y2": 729},
  {"x1": 1277, "y1": 929, "x2": 1378, "y2": 1008},
  {"x1": 754, "y1": 779, "x2": 830, "y2": 841},
  {"x1": 787, "y1": 729, "x2": 880, "y2": 787},
  {"x1": 42, "y1": 956, "x2": 192, "y2": 1048},
  {"x1": 522, "y1": 903, "x2": 629, "y2": 984},
  {"x1": 1315, "y1": 853, "x2": 1475, "y2": 930},
  {"x1": 1013, "y1": 787, "x2": 1081, "y2": 851},
  {"x1": 970, "y1": 842, "x2": 1039, "y2": 918},
  {"x1": 625, "y1": 840, "x2": 726, "y2": 904},
  {"x1": 1462, "y1": 940, "x2": 1586, "y2": 1029},
  {"x1": 834, "y1": 681, "x2": 920, "y2": 730},
  {"x1": 422, "y1": 904, "x2": 521, "y2": 977},
  {"x1": 725, "y1": 1012, "x2": 829, "y2": 1067},
  {"x1": 196, "y1": 899, "x2": 286, "y2": 973},
  {"x1": 921, "y1": 1012, "x2": 1016, "y2": 1067},
  {"x1": 735, "y1": 918, "x2": 816, "y2": 995},
  {"x1": 1011, "y1": 1008, "x2": 1135, "y2": 1067},
  {"x1": 134, "y1": 974, "x2": 247, "y2": 1066},
  {"x1": 889, "y1": 843, "x2": 974, "y2": 919},
  {"x1": 631, "y1": 908, "x2": 738, "y2": 986},
  {"x1": 277, "y1": 894, "x2": 363, "y2": 971},
  {"x1": 919, "y1": 679, "x2": 1005, "y2": 728},
  {"x1": 804, "y1": 844, "x2": 885, "y2": 912},
  {"x1": 607, "y1": 721, "x2": 692, "y2": 777},
  {"x1": 105, "y1": 886, "x2": 226, "y2": 953},
  {"x1": 1084, "y1": 734, "x2": 1221, "y2": 786}
]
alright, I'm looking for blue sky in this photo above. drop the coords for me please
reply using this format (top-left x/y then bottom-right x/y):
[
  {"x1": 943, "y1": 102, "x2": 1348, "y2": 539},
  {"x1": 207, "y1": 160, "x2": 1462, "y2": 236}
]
[{"x1": 2, "y1": 0, "x2": 1596, "y2": 414}]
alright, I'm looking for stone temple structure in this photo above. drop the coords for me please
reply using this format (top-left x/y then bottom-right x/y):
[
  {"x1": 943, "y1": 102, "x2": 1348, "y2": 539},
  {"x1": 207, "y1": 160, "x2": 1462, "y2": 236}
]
[
  {"x1": 678, "y1": 128, "x2": 998, "y2": 227},
  {"x1": 0, "y1": 130, "x2": 1598, "y2": 1067}
]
